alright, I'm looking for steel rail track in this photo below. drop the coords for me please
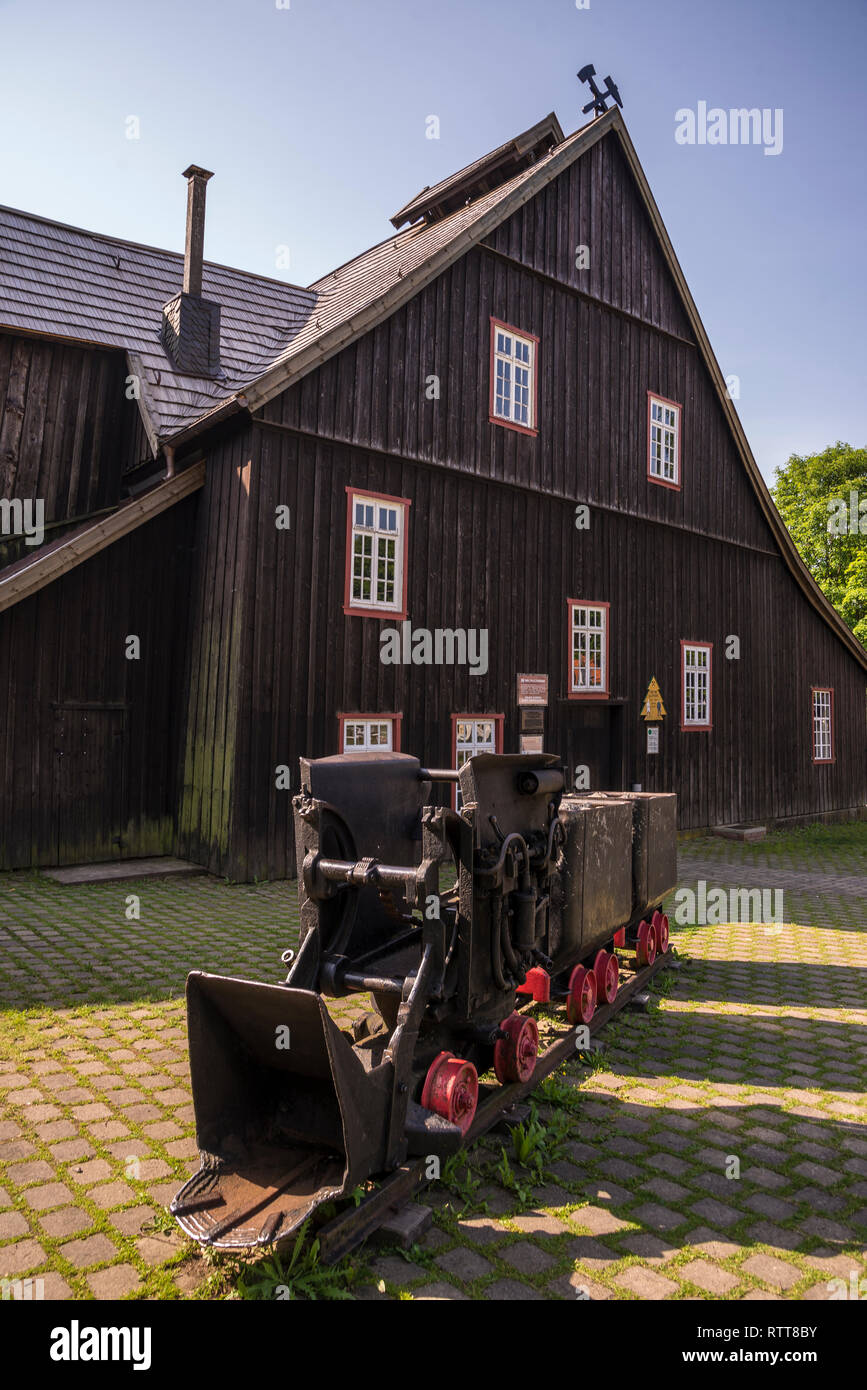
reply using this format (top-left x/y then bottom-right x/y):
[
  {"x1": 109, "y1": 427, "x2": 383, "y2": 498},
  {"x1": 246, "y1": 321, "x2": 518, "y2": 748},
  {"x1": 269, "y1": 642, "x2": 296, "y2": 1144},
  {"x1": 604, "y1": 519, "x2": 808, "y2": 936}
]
[{"x1": 316, "y1": 948, "x2": 678, "y2": 1265}]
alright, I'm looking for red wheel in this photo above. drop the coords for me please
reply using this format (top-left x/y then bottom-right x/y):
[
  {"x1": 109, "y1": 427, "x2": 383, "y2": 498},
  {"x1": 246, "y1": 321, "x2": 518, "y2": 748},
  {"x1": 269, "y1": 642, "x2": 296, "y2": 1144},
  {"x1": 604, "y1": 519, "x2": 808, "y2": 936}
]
[
  {"x1": 636, "y1": 920, "x2": 657, "y2": 968},
  {"x1": 593, "y1": 948, "x2": 619, "y2": 1005},
  {"x1": 652, "y1": 910, "x2": 670, "y2": 955},
  {"x1": 421, "y1": 1052, "x2": 478, "y2": 1134},
  {"x1": 494, "y1": 1013, "x2": 539, "y2": 1084},
  {"x1": 567, "y1": 964, "x2": 597, "y2": 1026}
]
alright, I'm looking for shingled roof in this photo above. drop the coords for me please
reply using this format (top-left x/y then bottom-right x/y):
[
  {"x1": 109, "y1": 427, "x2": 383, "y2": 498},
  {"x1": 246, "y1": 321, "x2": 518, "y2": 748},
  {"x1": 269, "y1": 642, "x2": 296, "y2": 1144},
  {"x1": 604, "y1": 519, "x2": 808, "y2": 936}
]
[{"x1": 0, "y1": 207, "x2": 317, "y2": 448}]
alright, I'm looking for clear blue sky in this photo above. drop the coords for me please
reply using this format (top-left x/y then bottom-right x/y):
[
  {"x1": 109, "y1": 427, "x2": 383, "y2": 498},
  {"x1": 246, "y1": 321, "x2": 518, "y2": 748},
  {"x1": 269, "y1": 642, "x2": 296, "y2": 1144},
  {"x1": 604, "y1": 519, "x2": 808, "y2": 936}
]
[{"x1": 1, "y1": 0, "x2": 864, "y2": 482}]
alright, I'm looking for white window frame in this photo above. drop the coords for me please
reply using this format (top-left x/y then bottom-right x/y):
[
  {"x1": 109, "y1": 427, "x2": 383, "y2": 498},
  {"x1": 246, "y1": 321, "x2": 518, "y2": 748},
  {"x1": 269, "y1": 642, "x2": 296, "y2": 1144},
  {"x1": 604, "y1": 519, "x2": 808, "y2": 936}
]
[
  {"x1": 342, "y1": 717, "x2": 394, "y2": 753},
  {"x1": 648, "y1": 394, "x2": 681, "y2": 487},
  {"x1": 491, "y1": 321, "x2": 537, "y2": 431},
  {"x1": 812, "y1": 688, "x2": 833, "y2": 763},
  {"x1": 569, "y1": 602, "x2": 608, "y2": 696},
  {"x1": 348, "y1": 494, "x2": 405, "y2": 612},
  {"x1": 682, "y1": 642, "x2": 712, "y2": 729}
]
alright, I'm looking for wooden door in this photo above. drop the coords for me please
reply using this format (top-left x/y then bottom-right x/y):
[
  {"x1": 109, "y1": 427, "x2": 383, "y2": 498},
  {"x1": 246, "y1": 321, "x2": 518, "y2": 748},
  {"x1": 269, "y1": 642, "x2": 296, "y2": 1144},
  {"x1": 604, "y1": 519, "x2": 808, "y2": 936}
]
[{"x1": 53, "y1": 704, "x2": 127, "y2": 863}]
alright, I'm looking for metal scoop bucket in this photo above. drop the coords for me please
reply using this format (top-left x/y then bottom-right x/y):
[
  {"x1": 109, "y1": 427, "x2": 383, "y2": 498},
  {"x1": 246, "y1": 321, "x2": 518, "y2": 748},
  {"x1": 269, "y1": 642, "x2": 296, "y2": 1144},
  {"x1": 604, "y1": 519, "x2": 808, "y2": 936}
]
[{"x1": 171, "y1": 972, "x2": 393, "y2": 1249}]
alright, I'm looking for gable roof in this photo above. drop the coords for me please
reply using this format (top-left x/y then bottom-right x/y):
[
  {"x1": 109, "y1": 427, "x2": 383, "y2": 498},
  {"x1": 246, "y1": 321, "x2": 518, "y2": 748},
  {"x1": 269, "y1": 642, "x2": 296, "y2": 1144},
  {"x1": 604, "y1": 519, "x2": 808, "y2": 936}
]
[{"x1": 1, "y1": 110, "x2": 864, "y2": 670}]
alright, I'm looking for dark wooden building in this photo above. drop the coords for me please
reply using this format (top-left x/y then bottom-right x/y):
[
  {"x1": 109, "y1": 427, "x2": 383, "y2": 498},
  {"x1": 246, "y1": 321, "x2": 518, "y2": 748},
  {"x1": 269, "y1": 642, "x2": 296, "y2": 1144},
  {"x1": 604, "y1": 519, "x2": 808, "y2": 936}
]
[{"x1": 1, "y1": 108, "x2": 864, "y2": 879}]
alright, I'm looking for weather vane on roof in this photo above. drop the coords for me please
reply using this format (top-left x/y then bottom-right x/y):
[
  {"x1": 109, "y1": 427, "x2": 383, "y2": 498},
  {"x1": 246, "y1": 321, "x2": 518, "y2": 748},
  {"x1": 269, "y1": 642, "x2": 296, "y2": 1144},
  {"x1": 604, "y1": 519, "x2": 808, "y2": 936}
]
[{"x1": 577, "y1": 65, "x2": 623, "y2": 118}]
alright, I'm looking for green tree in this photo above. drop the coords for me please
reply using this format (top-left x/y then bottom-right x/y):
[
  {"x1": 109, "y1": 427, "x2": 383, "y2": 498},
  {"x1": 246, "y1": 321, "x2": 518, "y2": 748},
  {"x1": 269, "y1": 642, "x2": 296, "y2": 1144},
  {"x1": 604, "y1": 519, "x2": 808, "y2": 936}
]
[{"x1": 772, "y1": 442, "x2": 867, "y2": 648}]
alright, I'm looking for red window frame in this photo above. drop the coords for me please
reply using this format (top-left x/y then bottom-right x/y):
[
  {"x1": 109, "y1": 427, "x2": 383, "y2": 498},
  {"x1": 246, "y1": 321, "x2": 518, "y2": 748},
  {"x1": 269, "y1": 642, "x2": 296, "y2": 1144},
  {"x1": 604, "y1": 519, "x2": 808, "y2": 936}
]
[
  {"x1": 647, "y1": 391, "x2": 682, "y2": 491},
  {"x1": 338, "y1": 713, "x2": 403, "y2": 753},
  {"x1": 489, "y1": 317, "x2": 540, "y2": 438},
  {"x1": 343, "y1": 487, "x2": 411, "y2": 619},
  {"x1": 567, "y1": 599, "x2": 611, "y2": 700},
  {"x1": 680, "y1": 640, "x2": 713, "y2": 731},
  {"x1": 451, "y1": 713, "x2": 505, "y2": 809},
  {"x1": 810, "y1": 687, "x2": 835, "y2": 764}
]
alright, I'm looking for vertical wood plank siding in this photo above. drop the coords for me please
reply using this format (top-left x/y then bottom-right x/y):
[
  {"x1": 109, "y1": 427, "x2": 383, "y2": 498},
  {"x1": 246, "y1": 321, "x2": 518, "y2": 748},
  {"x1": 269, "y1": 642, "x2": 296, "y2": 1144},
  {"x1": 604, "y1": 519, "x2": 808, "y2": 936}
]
[
  {"x1": 0, "y1": 333, "x2": 147, "y2": 532},
  {"x1": 0, "y1": 498, "x2": 197, "y2": 868}
]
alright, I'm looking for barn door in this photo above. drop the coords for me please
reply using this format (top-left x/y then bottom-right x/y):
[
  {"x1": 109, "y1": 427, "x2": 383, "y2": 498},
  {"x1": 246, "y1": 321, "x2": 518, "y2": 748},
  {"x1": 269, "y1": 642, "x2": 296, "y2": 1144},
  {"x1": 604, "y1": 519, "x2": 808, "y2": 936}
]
[
  {"x1": 567, "y1": 705, "x2": 624, "y2": 793},
  {"x1": 53, "y1": 704, "x2": 127, "y2": 864}
]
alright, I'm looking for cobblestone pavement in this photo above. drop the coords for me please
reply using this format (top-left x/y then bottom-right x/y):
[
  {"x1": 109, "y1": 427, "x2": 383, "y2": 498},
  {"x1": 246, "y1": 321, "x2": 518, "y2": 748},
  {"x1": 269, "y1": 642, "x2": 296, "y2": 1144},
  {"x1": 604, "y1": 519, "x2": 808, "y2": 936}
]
[{"x1": 0, "y1": 824, "x2": 865, "y2": 1301}]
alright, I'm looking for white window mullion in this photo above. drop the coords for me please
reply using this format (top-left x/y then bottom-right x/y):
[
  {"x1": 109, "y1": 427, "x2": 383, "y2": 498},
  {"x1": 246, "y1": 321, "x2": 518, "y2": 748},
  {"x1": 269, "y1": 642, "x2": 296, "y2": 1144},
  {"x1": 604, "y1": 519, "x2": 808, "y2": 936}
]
[
  {"x1": 349, "y1": 494, "x2": 404, "y2": 612},
  {"x1": 812, "y1": 689, "x2": 832, "y2": 762},
  {"x1": 571, "y1": 604, "x2": 608, "y2": 694},
  {"x1": 648, "y1": 395, "x2": 681, "y2": 486},
  {"x1": 682, "y1": 643, "x2": 711, "y2": 727},
  {"x1": 343, "y1": 718, "x2": 394, "y2": 753},
  {"x1": 492, "y1": 322, "x2": 536, "y2": 429}
]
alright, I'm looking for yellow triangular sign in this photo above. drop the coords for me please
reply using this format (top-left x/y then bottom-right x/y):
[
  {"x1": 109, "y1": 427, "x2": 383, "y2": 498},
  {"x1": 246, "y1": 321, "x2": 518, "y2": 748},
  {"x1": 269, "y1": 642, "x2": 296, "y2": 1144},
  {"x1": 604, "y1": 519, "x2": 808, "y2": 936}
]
[{"x1": 641, "y1": 676, "x2": 666, "y2": 721}]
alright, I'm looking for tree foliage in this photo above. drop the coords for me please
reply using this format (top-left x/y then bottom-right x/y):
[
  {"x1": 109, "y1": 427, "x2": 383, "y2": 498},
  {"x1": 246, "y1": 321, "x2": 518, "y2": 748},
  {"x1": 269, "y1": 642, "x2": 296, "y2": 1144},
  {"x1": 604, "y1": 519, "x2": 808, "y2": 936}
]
[{"x1": 771, "y1": 441, "x2": 867, "y2": 648}]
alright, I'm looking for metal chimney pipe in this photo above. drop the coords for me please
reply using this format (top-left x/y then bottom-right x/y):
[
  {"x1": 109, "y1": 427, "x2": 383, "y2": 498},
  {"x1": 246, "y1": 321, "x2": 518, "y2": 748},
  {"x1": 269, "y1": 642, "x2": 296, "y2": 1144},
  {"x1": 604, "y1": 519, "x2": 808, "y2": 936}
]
[{"x1": 181, "y1": 165, "x2": 214, "y2": 298}]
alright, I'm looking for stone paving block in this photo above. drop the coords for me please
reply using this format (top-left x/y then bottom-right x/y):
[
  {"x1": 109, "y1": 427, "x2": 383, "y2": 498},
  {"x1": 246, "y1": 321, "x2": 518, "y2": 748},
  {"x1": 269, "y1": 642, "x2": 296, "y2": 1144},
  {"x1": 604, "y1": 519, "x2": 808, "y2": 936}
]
[
  {"x1": 69, "y1": 1103, "x2": 111, "y2": 1122},
  {"x1": 481, "y1": 1279, "x2": 544, "y2": 1301},
  {"x1": 68, "y1": 1158, "x2": 114, "y2": 1185},
  {"x1": 689, "y1": 1197, "x2": 743, "y2": 1228},
  {"x1": 59, "y1": 1233, "x2": 118, "y2": 1268},
  {"x1": 435, "y1": 1247, "x2": 493, "y2": 1280},
  {"x1": 744, "y1": 1193, "x2": 795, "y2": 1222},
  {"x1": 631, "y1": 1201, "x2": 687, "y2": 1232},
  {"x1": 49, "y1": 1139, "x2": 95, "y2": 1162},
  {"x1": 34, "y1": 1120, "x2": 77, "y2": 1142},
  {"x1": 565, "y1": 1234, "x2": 619, "y2": 1269},
  {"x1": 38, "y1": 1207, "x2": 92, "y2": 1239},
  {"x1": 803, "y1": 1250, "x2": 861, "y2": 1279},
  {"x1": 86, "y1": 1264, "x2": 142, "y2": 1299},
  {"x1": 136, "y1": 1234, "x2": 181, "y2": 1266},
  {"x1": 679, "y1": 1258, "x2": 739, "y2": 1294},
  {"x1": 620, "y1": 1231, "x2": 676, "y2": 1263},
  {"x1": 110, "y1": 1206, "x2": 157, "y2": 1237},
  {"x1": 644, "y1": 1176, "x2": 690, "y2": 1203},
  {"x1": 7, "y1": 1159, "x2": 55, "y2": 1185},
  {"x1": 0, "y1": 1210, "x2": 31, "y2": 1238},
  {"x1": 740, "y1": 1253, "x2": 801, "y2": 1289},
  {"x1": 615, "y1": 1264, "x2": 679, "y2": 1299},
  {"x1": 371, "y1": 1254, "x2": 427, "y2": 1284},
  {"x1": 23, "y1": 1182, "x2": 74, "y2": 1212},
  {"x1": 745, "y1": 1221, "x2": 802, "y2": 1252},
  {"x1": 500, "y1": 1242, "x2": 555, "y2": 1276},
  {"x1": 0, "y1": 1239, "x2": 47, "y2": 1276},
  {"x1": 573, "y1": 1204, "x2": 629, "y2": 1236},
  {"x1": 793, "y1": 1161, "x2": 844, "y2": 1188},
  {"x1": 88, "y1": 1180, "x2": 136, "y2": 1209},
  {"x1": 452, "y1": 1217, "x2": 508, "y2": 1251},
  {"x1": 510, "y1": 1210, "x2": 571, "y2": 1237}
]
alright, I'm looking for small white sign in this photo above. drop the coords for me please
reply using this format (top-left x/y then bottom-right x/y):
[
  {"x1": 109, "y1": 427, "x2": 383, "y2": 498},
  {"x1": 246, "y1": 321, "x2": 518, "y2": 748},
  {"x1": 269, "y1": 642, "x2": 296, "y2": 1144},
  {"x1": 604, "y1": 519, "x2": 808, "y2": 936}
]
[{"x1": 647, "y1": 725, "x2": 659, "y2": 754}]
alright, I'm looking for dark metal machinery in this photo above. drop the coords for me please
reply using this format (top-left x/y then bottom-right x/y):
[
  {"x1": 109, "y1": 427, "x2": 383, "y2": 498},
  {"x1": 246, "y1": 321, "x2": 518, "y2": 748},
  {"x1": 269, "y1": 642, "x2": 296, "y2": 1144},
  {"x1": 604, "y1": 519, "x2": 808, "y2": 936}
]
[{"x1": 172, "y1": 751, "x2": 677, "y2": 1250}]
